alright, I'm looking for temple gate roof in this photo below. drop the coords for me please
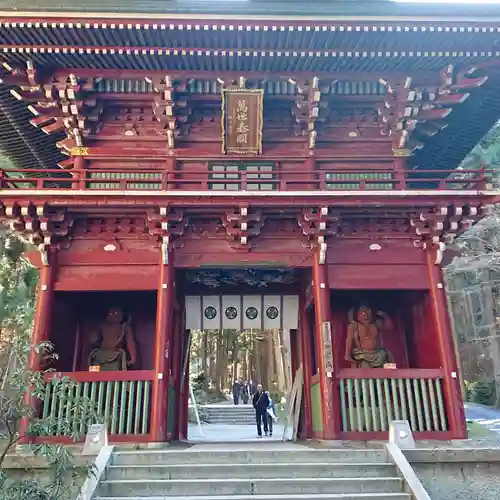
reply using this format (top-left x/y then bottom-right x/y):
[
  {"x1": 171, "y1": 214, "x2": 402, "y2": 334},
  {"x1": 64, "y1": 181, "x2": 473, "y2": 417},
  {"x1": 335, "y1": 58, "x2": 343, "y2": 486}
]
[{"x1": 0, "y1": 6, "x2": 499, "y2": 176}]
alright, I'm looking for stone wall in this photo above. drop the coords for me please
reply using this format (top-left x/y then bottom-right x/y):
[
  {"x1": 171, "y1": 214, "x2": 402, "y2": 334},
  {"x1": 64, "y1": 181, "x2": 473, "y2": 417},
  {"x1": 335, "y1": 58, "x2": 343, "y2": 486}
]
[
  {"x1": 1, "y1": 452, "x2": 94, "y2": 500},
  {"x1": 405, "y1": 448, "x2": 500, "y2": 500}
]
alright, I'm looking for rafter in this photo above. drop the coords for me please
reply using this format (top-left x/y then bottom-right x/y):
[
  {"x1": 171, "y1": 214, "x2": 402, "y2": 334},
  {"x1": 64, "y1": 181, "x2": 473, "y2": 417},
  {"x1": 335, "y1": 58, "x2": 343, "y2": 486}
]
[
  {"x1": 377, "y1": 65, "x2": 487, "y2": 155},
  {"x1": 3, "y1": 62, "x2": 103, "y2": 155},
  {"x1": 149, "y1": 75, "x2": 192, "y2": 149}
]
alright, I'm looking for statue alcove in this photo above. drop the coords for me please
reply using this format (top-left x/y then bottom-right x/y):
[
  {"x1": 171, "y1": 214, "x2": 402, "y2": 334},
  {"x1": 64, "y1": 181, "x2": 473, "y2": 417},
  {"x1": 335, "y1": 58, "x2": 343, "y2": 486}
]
[{"x1": 49, "y1": 291, "x2": 157, "y2": 372}]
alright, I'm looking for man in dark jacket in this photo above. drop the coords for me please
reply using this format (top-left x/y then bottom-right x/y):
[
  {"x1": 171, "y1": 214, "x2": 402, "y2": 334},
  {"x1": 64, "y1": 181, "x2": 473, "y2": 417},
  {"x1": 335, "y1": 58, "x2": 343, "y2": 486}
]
[{"x1": 252, "y1": 384, "x2": 270, "y2": 438}]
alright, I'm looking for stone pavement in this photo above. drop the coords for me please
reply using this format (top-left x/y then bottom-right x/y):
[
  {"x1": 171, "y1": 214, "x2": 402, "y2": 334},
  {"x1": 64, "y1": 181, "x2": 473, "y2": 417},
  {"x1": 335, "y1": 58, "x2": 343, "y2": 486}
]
[
  {"x1": 465, "y1": 402, "x2": 500, "y2": 435},
  {"x1": 188, "y1": 422, "x2": 291, "y2": 442}
]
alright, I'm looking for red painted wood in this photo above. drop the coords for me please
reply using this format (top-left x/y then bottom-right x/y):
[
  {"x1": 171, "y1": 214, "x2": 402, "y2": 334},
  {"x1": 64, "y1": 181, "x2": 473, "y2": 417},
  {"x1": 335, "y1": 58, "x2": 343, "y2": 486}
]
[
  {"x1": 180, "y1": 349, "x2": 190, "y2": 440},
  {"x1": 328, "y1": 264, "x2": 429, "y2": 290},
  {"x1": 408, "y1": 293, "x2": 442, "y2": 369},
  {"x1": 172, "y1": 301, "x2": 184, "y2": 441},
  {"x1": 426, "y1": 249, "x2": 467, "y2": 440},
  {"x1": 0, "y1": 166, "x2": 490, "y2": 192},
  {"x1": 338, "y1": 368, "x2": 444, "y2": 379},
  {"x1": 20, "y1": 261, "x2": 56, "y2": 444},
  {"x1": 43, "y1": 370, "x2": 155, "y2": 382},
  {"x1": 312, "y1": 254, "x2": 340, "y2": 440},
  {"x1": 55, "y1": 265, "x2": 157, "y2": 291},
  {"x1": 150, "y1": 254, "x2": 175, "y2": 442},
  {"x1": 299, "y1": 295, "x2": 313, "y2": 439},
  {"x1": 339, "y1": 431, "x2": 454, "y2": 441},
  {"x1": 34, "y1": 434, "x2": 153, "y2": 444},
  {"x1": 327, "y1": 239, "x2": 425, "y2": 265}
]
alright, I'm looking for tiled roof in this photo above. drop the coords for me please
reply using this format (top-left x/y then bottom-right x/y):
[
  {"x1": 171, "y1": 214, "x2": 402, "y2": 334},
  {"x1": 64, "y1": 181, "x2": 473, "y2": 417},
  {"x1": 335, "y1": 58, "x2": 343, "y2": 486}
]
[{"x1": 0, "y1": 0, "x2": 497, "y2": 18}]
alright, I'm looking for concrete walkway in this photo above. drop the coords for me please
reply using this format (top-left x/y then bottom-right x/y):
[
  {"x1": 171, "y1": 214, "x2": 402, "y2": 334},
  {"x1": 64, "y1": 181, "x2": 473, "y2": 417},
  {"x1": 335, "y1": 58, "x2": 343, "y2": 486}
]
[
  {"x1": 188, "y1": 423, "x2": 291, "y2": 442},
  {"x1": 465, "y1": 402, "x2": 500, "y2": 435}
]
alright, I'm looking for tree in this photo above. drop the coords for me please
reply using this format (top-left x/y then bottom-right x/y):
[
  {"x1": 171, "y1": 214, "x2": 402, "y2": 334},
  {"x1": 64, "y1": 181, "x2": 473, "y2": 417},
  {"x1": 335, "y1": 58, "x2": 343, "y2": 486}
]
[
  {"x1": 0, "y1": 230, "x2": 98, "y2": 499},
  {"x1": 445, "y1": 119, "x2": 500, "y2": 406}
]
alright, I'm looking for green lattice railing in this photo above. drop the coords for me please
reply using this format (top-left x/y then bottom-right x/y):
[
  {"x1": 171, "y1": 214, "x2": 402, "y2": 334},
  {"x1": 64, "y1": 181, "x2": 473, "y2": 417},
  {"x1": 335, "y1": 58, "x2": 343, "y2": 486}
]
[
  {"x1": 325, "y1": 172, "x2": 394, "y2": 190},
  {"x1": 339, "y1": 370, "x2": 447, "y2": 434},
  {"x1": 41, "y1": 371, "x2": 154, "y2": 438},
  {"x1": 88, "y1": 171, "x2": 161, "y2": 189}
]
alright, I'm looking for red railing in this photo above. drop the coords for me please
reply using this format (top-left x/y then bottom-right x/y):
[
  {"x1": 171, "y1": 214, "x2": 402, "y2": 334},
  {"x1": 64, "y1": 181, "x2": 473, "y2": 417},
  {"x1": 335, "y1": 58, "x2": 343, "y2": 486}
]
[
  {"x1": 39, "y1": 370, "x2": 155, "y2": 443},
  {"x1": 0, "y1": 166, "x2": 492, "y2": 192}
]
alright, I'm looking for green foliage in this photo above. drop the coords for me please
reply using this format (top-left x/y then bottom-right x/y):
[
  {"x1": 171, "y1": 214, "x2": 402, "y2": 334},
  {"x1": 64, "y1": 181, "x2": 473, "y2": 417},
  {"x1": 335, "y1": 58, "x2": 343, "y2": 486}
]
[
  {"x1": 466, "y1": 379, "x2": 497, "y2": 406},
  {"x1": 0, "y1": 230, "x2": 98, "y2": 499}
]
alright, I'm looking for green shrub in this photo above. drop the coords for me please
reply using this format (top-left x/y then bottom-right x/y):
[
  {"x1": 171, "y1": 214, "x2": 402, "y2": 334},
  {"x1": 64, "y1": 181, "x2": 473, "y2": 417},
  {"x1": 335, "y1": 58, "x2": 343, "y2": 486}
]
[{"x1": 467, "y1": 379, "x2": 496, "y2": 406}]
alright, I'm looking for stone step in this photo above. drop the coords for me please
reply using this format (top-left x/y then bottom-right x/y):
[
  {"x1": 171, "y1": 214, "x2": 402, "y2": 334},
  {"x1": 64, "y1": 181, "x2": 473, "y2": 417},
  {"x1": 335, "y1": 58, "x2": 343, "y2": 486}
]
[
  {"x1": 112, "y1": 449, "x2": 388, "y2": 466},
  {"x1": 204, "y1": 418, "x2": 255, "y2": 422},
  {"x1": 105, "y1": 462, "x2": 397, "y2": 481},
  {"x1": 97, "y1": 477, "x2": 403, "y2": 497},
  {"x1": 95, "y1": 494, "x2": 411, "y2": 500}
]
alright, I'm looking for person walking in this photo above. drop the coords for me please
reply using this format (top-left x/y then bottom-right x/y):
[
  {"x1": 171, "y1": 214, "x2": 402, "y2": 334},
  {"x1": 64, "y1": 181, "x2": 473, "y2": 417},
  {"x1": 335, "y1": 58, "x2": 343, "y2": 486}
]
[
  {"x1": 232, "y1": 378, "x2": 241, "y2": 405},
  {"x1": 241, "y1": 380, "x2": 250, "y2": 405},
  {"x1": 266, "y1": 392, "x2": 277, "y2": 437},
  {"x1": 252, "y1": 384, "x2": 270, "y2": 438}
]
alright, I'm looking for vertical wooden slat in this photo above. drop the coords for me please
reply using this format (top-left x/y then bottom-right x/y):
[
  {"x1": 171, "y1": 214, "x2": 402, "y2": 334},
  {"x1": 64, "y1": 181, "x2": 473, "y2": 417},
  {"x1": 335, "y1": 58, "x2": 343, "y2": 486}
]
[
  {"x1": 134, "y1": 380, "x2": 143, "y2": 434},
  {"x1": 405, "y1": 378, "x2": 418, "y2": 431},
  {"x1": 126, "y1": 381, "x2": 135, "y2": 434},
  {"x1": 347, "y1": 378, "x2": 355, "y2": 432},
  {"x1": 376, "y1": 379, "x2": 387, "y2": 431},
  {"x1": 42, "y1": 380, "x2": 52, "y2": 419},
  {"x1": 64, "y1": 383, "x2": 74, "y2": 436},
  {"x1": 368, "y1": 379, "x2": 378, "y2": 431},
  {"x1": 104, "y1": 382, "x2": 112, "y2": 432},
  {"x1": 142, "y1": 380, "x2": 151, "y2": 434},
  {"x1": 413, "y1": 379, "x2": 425, "y2": 432},
  {"x1": 79, "y1": 382, "x2": 89, "y2": 435},
  {"x1": 361, "y1": 379, "x2": 371, "y2": 431},
  {"x1": 49, "y1": 380, "x2": 58, "y2": 435},
  {"x1": 56, "y1": 381, "x2": 66, "y2": 436},
  {"x1": 119, "y1": 381, "x2": 127, "y2": 434},
  {"x1": 420, "y1": 379, "x2": 432, "y2": 431},
  {"x1": 383, "y1": 379, "x2": 393, "y2": 425},
  {"x1": 111, "y1": 381, "x2": 120, "y2": 435},
  {"x1": 398, "y1": 379, "x2": 408, "y2": 422},
  {"x1": 354, "y1": 378, "x2": 363, "y2": 432},
  {"x1": 73, "y1": 382, "x2": 82, "y2": 436},
  {"x1": 391, "y1": 379, "x2": 401, "y2": 420},
  {"x1": 435, "y1": 378, "x2": 448, "y2": 431},
  {"x1": 340, "y1": 379, "x2": 348, "y2": 432},
  {"x1": 428, "y1": 378, "x2": 440, "y2": 432},
  {"x1": 97, "y1": 381, "x2": 105, "y2": 423}
]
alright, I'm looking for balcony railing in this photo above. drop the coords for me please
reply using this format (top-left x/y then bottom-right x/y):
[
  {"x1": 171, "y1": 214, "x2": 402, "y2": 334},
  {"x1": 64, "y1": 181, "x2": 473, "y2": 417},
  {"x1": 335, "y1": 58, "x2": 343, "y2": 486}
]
[
  {"x1": 0, "y1": 166, "x2": 491, "y2": 192},
  {"x1": 339, "y1": 369, "x2": 448, "y2": 438},
  {"x1": 39, "y1": 370, "x2": 154, "y2": 443}
]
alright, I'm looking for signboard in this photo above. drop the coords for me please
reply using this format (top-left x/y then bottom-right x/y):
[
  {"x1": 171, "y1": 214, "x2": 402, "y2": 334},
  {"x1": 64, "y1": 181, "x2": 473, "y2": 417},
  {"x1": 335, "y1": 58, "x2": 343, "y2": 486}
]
[
  {"x1": 321, "y1": 321, "x2": 334, "y2": 373},
  {"x1": 222, "y1": 88, "x2": 263, "y2": 155}
]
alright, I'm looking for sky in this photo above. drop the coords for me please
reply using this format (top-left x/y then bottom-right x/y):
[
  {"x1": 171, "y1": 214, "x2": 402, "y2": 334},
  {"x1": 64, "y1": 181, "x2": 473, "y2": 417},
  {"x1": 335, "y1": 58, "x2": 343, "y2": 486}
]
[{"x1": 393, "y1": 0, "x2": 500, "y2": 4}]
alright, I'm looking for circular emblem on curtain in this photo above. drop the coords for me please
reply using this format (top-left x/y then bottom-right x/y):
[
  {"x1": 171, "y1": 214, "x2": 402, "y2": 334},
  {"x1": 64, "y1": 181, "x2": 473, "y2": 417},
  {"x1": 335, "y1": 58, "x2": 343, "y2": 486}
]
[
  {"x1": 245, "y1": 307, "x2": 259, "y2": 320},
  {"x1": 266, "y1": 306, "x2": 279, "y2": 320},
  {"x1": 225, "y1": 307, "x2": 238, "y2": 320},
  {"x1": 204, "y1": 306, "x2": 217, "y2": 320}
]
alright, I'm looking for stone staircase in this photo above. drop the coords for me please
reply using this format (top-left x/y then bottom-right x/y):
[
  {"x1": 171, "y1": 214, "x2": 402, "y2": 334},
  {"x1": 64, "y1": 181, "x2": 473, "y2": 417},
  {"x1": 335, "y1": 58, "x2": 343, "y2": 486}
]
[
  {"x1": 93, "y1": 445, "x2": 412, "y2": 500},
  {"x1": 203, "y1": 404, "x2": 256, "y2": 424}
]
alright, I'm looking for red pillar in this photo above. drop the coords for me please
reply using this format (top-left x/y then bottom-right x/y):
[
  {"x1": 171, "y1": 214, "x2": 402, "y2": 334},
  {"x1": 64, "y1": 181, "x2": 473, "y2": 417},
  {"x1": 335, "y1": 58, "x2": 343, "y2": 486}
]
[
  {"x1": 181, "y1": 351, "x2": 190, "y2": 440},
  {"x1": 426, "y1": 248, "x2": 467, "y2": 439},
  {"x1": 150, "y1": 250, "x2": 175, "y2": 442},
  {"x1": 312, "y1": 252, "x2": 340, "y2": 440},
  {"x1": 299, "y1": 293, "x2": 313, "y2": 438},
  {"x1": 73, "y1": 155, "x2": 86, "y2": 189},
  {"x1": 172, "y1": 303, "x2": 184, "y2": 440},
  {"x1": 19, "y1": 256, "x2": 56, "y2": 442}
]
